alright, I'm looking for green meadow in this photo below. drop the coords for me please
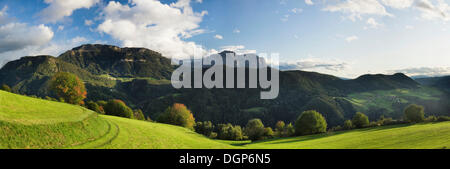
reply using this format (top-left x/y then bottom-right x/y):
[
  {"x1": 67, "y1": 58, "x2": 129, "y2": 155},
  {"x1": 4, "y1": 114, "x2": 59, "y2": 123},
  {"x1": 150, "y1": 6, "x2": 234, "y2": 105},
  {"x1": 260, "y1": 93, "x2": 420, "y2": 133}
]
[{"x1": 0, "y1": 90, "x2": 449, "y2": 149}]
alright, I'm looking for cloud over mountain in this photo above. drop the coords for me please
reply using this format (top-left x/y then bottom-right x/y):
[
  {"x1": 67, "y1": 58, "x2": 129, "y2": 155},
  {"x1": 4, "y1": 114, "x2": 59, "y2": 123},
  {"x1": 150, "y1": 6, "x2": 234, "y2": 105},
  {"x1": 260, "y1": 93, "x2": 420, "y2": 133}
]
[
  {"x1": 0, "y1": 7, "x2": 53, "y2": 54},
  {"x1": 97, "y1": 0, "x2": 211, "y2": 59},
  {"x1": 39, "y1": 0, "x2": 100, "y2": 23}
]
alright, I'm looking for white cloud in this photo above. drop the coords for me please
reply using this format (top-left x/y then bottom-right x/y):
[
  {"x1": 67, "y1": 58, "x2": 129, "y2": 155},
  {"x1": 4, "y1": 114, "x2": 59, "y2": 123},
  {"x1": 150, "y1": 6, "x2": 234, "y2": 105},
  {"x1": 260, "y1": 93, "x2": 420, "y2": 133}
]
[
  {"x1": 323, "y1": 0, "x2": 393, "y2": 21},
  {"x1": 388, "y1": 67, "x2": 450, "y2": 77},
  {"x1": 290, "y1": 8, "x2": 303, "y2": 14},
  {"x1": 97, "y1": 0, "x2": 210, "y2": 59},
  {"x1": 214, "y1": 34, "x2": 223, "y2": 40},
  {"x1": 381, "y1": 0, "x2": 414, "y2": 9},
  {"x1": 0, "y1": 6, "x2": 8, "y2": 25},
  {"x1": 279, "y1": 58, "x2": 348, "y2": 72},
  {"x1": 0, "y1": 22, "x2": 54, "y2": 53},
  {"x1": 305, "y1": 0, "x2": 314, "y2": 5},
  {"x1": 84, "y1": 19, "x2": 94, "y2": 26},
  {"x1": 345, "y1": 35, "x2": 359, "y2": 42},
  {"x1": 0, "y1": 36, "x2": 89, "y2": 67},
  {"x1": 233, "y1": 28, "x2": 240, "y2": 33},
  {"x1": 71, "y1": 36, "x2": 88, "y2": 44},
  {"x1": 220, "y1": 45, "x2": 256, "y2": 55},
  {"x1": 365, "y1": 17, "x2": 382, "y2": 28},
  {"x1": 39, "y1": 0, "x2": 100, "y2": 23},
  {"x1": 415, "y1": 0, "x2": 450, "y2": 22}
]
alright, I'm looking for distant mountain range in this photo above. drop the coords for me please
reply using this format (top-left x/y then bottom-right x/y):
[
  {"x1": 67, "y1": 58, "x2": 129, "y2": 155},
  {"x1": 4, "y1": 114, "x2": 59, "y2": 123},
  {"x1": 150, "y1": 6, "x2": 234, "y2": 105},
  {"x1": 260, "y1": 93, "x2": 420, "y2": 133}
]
[{"x1": 1, "y1": 44, "x2": 448, "y2": 127}]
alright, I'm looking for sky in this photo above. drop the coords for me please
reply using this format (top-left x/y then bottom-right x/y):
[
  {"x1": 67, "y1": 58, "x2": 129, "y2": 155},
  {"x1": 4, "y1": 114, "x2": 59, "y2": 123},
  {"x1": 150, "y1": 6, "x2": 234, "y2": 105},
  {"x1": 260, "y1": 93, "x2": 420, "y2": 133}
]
[{"x1": 0, "y1": 0, "x2": 450, "y2": 78}]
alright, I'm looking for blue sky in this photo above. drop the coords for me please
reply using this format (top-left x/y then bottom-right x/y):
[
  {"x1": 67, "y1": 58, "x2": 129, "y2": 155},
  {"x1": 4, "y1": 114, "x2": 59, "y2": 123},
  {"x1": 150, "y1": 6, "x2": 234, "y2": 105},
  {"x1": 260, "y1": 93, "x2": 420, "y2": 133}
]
[{"x1": 0, "y1": 0, "x2": 450, "y2": 78}]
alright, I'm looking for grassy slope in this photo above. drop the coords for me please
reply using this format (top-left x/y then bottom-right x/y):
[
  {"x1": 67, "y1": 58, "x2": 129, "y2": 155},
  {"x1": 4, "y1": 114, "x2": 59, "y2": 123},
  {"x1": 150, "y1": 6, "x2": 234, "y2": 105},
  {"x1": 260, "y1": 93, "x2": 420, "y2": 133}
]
[
  {"x1": 345, "y1": 87, "x2": 443, "y2": 112},
  {"x1": 0, "y1": 91, "x2": 110, "y2": 148},
  {"x1": 1, "y1": 90, "x2": 449, "y2": 149},
  {"x1": 94, "y1": 116, "x2": 234, "y2": 149},
  {"x1": 244, "y1": 122, "x2": 450, "y2": 149},
  {"x1": 0, "y1": 91, "x2": 233, "y2": 149}
]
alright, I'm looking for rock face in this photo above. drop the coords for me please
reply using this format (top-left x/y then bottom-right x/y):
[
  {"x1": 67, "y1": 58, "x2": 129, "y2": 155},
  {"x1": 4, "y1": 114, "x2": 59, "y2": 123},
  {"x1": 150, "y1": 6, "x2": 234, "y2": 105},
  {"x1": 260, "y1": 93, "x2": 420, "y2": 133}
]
[{"x1": 58, "y1": 44, "x2": 175, "y2": 79}]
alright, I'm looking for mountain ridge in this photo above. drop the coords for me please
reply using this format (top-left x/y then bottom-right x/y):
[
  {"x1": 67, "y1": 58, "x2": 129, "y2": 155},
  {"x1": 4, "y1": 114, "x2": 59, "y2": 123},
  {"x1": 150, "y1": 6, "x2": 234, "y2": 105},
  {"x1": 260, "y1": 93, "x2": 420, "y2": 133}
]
[{"x1": 0, "y1": 44, "x2": 439, "y2": 127}]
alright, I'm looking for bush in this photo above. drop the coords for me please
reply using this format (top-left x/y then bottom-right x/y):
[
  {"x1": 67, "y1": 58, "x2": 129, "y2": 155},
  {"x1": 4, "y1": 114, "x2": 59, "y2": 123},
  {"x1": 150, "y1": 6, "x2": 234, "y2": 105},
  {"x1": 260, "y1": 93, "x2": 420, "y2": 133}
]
[
  {"x1": 97, "y1": 100, "x2": 107, "y2": 107},
  {"x1": 44, "y1": 96, "x2": 57, "y2": 101},
  {"x1": 104, "y1": 99, "x2": 134, "y2": 118},
  {"x1": 295, "y1": 110, "x2": 327, "y2": 136},
  {"x1": 425, "y1": 115, "x2": 437, "y2": 122},
  {"x1": 158, "y1": 103, "x2": 196, "y2": 130},
  {"x1": 285, "y1": 123, "x2": 295, "y2": 137},
  {"x1": 264, "y1": 127, "x2": 275, "y2": 139},
  {"x1": 48, "y1": 72, "x2": 86, "y2": 105},
  {"x1": 352, "y1": 112, "x2": 369, "y2": 128},
  {"x1": 209, "y1": 132, "x2": 218, "y2": 139},
  {"x1": 216, "y1": 123, "x2": 244, "y2": 140},
  {"x1": 86, "y1": 101, "x2": 105, "y2": 114},
  {"x1": 343, "y1": 120, "x2": 353, "y2": 130},
  {"x1": 437, "y1": 116, "x2": 450, "y2": 122},
  {"x1": 1, "y1": 84, "x2": 11, "y2": 92},
  {"x1": 195, "y1": 121, "x2": 215, "y2": 137},
  {"x1": 404, "y1": 104, "x2": 425, "y2": 123},
  {"x1": 133, "y1": 109, "x2": 145, "y2": 120},
  {"x1": 245, "y1": 119, "x2": 265, "y2": 141},
  {"x1": 275, "y1": 121, "x2": 286, "y2": 137}
]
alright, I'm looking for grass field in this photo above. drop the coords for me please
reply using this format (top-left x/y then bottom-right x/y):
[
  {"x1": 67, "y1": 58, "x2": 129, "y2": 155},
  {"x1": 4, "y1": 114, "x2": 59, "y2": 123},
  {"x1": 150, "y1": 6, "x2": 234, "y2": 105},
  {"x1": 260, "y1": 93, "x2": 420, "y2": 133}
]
[
  {"x1": 345, "y1": 87, "x2": 443, "y2": 113},
  {"x1": 1, "y1": 90, "x2": 449, "y2": 149}
]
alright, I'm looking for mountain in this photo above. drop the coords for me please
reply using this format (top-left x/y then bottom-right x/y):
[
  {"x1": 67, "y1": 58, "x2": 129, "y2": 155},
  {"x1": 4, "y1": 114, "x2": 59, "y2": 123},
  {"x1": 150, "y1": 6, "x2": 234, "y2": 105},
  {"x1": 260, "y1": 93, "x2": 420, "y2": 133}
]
[
  {"x1": 416, "y1": 76, "x2": 450, "y2": 92},
  {"x1": 0, "y1": 44, "x2": 442, "y2": 127},
  {"x1": 59, "y1": 44, "x2": 175, "y2": 79}
]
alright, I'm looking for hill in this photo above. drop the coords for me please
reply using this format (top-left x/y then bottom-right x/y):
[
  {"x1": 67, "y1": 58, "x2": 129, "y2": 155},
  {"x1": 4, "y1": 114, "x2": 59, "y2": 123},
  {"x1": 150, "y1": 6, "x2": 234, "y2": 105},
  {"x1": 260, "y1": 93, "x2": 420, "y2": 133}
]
[
  {"x1": 0, "y1": 44, "x2": 444, "y2": 127},
  {"x1": 0, "y1": 91, "x2": 233, "y2": 149},
  {"x1": 1, "y1": 90, "x2": 449, "y2": 149},
  {"x1": 416, "y1": 76, "x2": 450, "y2": 92},
  {"x1": 243, "y1": 121, "x2": 450, "y2": 149}
]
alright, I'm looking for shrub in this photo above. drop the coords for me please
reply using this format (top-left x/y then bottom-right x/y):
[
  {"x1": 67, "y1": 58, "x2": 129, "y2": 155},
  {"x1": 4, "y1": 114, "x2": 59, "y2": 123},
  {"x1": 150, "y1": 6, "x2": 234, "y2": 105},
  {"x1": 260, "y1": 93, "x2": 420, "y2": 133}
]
[
  {"x1": 195, "y1": 121, "x2": 215, "y2": 137},
  {"x1": 104, "y1": 99, "x2": 134, "y2": 118},
  {"x1": 285, "y1": 123, "x2": 295, "y2": 137},
  {"x1": 404, "y1": 104, "x2": 425, "y2": 123},
  {"x1": 1, "y1": 84, "x2": 11, "y2": 92},
  {"x1": 264, "y1": 127, "x2": 274, "y2": 139},
  {"x1": 216, "y1": 123, "x2": 244, "y2": 140},
  {"x1": 133, "y1": 109, "x2": 146, "y2": 120},
  {"x1": 97, "y1": 100, "x2": 107, "y2": 107},
  {"x1": 44, "y1": 96, "x2": 57, "y2": 101},
  {"x1": 343, "y1": 120, "x2": 353, "y2": 130},
  {"x1": 330, "y1": 125, "x2": 343, "y2": 132},
  {"x1": 48, "y1": 72, "x2": 86, "y2": 105},
  {"x1": 209, "y1": 132, "x2": 218, "y2": 139},
  {"x1": 275, "y1": 121, "x2": 286, "y2": 137},
  {"x1": 352, "y1": 112, "x2": 369, "y2": 128},
  {"x1": 245, "y1": 119, "x2": 265, "y2": 141},
  {"x1": 437, "y1": 116, "x2": 450, "y2": 122},
  {"x1": 86, "y1": 101, "x2": 105, "y2": 114},
  {"x1": 295, "y1": 110, "x2": 327, "y2": 136},
  {"x1": 158, "y1": 103, "x2": 196, "y2": 130},
  {"x1": 425, "y1": 115, "x2": 437, "y2": 122}
]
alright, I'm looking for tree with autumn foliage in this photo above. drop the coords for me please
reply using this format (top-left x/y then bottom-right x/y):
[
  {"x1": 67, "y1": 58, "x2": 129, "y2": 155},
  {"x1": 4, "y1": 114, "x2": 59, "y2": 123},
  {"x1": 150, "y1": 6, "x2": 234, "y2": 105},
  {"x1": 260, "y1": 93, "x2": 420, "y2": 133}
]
[
  {"x1": 104, "y1": 99, "x2": 134, "y2": 119},
  {"x1": 158, "y1": 103, "x2": 196, "y2": 130},
  {"x1": 49, "y1": 72, "x2": 87, "y2": 105}
]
